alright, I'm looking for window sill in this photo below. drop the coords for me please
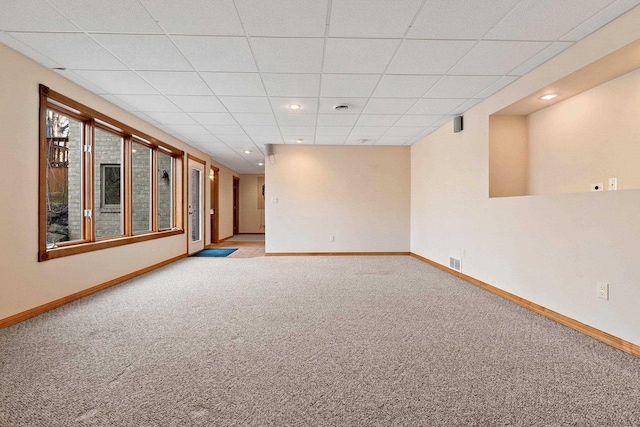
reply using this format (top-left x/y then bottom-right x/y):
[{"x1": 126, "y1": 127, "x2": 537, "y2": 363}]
[{"x1": 39, "y1": 229, "x2": 184, "y2": 262}]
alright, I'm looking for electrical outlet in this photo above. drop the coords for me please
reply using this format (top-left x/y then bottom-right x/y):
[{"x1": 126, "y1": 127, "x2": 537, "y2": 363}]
[
  {"x1": 591, "y1": 183, "x2": 604, "y2": 192},
  {"x1": 329, "y1": 235, "x2": 335, "y2": 242},
  {"x1": 608, "y1": 178, "x2": 617, "y2": 191},
  {"x1": 271, "y1": 197, "x2": 278, "y2": 204},
  {"x1": 597, "y1": 282, "x2": 609, "y2": 300}
]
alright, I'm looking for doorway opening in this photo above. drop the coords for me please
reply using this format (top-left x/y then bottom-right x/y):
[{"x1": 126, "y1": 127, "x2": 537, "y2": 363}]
[
  {"x1": 233, "y1": 176, "x2": 239, "y2": 235},
  {"x1": 210, "y1": 166, "x2": 219, "y2": 244}
]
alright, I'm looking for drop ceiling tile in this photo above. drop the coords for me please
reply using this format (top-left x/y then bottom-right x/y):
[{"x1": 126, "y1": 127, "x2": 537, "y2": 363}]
[
  {"x1": 270, "y1": 98, "x2": 319, "y2": 114},
  {"x1": 275, "y1": 114, "x2": 318, "y2": 126},
  {"x1": 561, "y1": 0, "x2": 640, "y2": 41},
  {"x1": 92, "y1": 34, "x2": 190, "y2": 71},
  {"x1": 200, "y1": 73, "x2": 266, "y2": 97},
  {"x1": 388, "y1": 40, "x2": 476, "y2": 74},
  {"x1": 235, "y1": 0, "x2": 327, "y2": 37},
  {"x1": 324, "y1": 39, "x2": 401, "y2": 73},
  {"x1": 190, "y1": 112, "x2": 237, "y2": 125},
  {"x1": 0, "y1": 0, "x2": 77, "y2": 32},
  {"x1": 173, "y1": 36, "x2": 256, "y2": 72},
  {"x1": 205, "y1": 125, "x2": 246, "y2": 135},
  {"x1": 317, "y1": 114, "x2": 359, "y2": 126},
  {"x1": 138, "y1": 71, "x2": 212, "y2": 95},
  {"x1": 281, "y1": 136, "x2": 315, "y2": 144},
  {"x1": 508, "y1": 42, "x2": 573, "y2": 76},
  {"x1": 384, "y1": 127, "x2": 424, "y2": 137},
  {"x1": 219, "y1": 97, "x2": 272, "y2": 113},
  {"x1": 165, "y1": 124, "x2": 208, "y2": 135},
  {"x1": 318, "y1": 98, "x2": 367, "y2": 114},
  {"x1": 101, "y1": 95, "x2": 138, "y2": 111},
  {"x1": 408, "y1": 99, "x2": 464, "y2": 115},
  {"x1": 115, "y1": 95, "x2": 180, "y2": 112},
  {"x1": 329, "y1": 0, "x2": 423, "y2": 38},
  {"x1": 345, "y1": 135, "x2": 378, "y2": 145},
  {"x1": 449, "y1": 41, "x2": 549, "y2": 75},
  {"x1": 50, "y1": 0, "x2": 161, "y2": 33},
  {"x1": 73, "y1": 70, "x2": 157, "y2": 95},
  {"x1": 356, "y1": 115, "x2": 401, "y2": 127},
  {"x1": 280, "y1": 126, "x2": 317, "y2": 135},
  {"x1": 61, "y1": 71, "x2": 108, "y2": 94},
  {"x1": 232, "y1": 113, "x2": 277, "y2": 126},
  {"x1": 408, "y1": 0, "x2": 519, "y2": 39},
  {"x1": 262, "y1": 74, "x2": 321, "y2": 97},
  {"x1": 394, "y1": 114, "x2": 443, "y2": 127},
  {"x1": 485, "y1": 0, "x2": 612, "y2": 41},
  {"x1": 473, "y1": 76, "x2": 519, "y2": 99},
  {"x1": 251, "y1": 38, "x2": 324, "y2": 73},
  {"x1": 425, "y1": 75, "x2": 502, "y2": 98},
  {"x1": 168, "y1": 95, "x2": 226, "y2": 112},
  {"x1": 10, "y1": 33, "x2": 125, "y2": 70},
  {"x1": 363, "y1": 98, "x2": 416, "y2": 114},
  {"x1": 131, "y1": 112, "x2": 159, "y2": 125},
  {"x1": 450, "y1": 98, "x2": 483, "y2": 115},
  {"x1": 321, "y1": 74, "x2": 381, "y2": 97},
  {"x1": 0, "y1": 33, "x2": 64, "y2": 69},
  {"x1": 431, "y1": 115, "x2": 454, "y2": 128},
  {"x1": 315, "y1": 135, "x2": 347, "y2": 145},
  {"x1": 350, "y1": 127, "x2": 388, "y2": 137},
  {"x1": 187, "y1": 135, "x2": 225, "y2": 145},
  {"x1": 250, "y1": 135, "x2": 284, "y2": 144},
  {"x1": 140, "y1": 0, "x2": 244, "y2": 35},
  {"x1": 376, "y1": 136, "x2": 410, "y2": 145},
  {"x1": 316, "y1": 127, "x2": 352, "y2": 136},
  {"x1": 373, "y1": 75, "x2": 441, "y2": 98},
  {"x1": 218, "y1": 134, "x2": 254, "y2": 144},
  {"x1": 144, "y1": 112, "x2": 197, "y2": 125},
  {"x1": 243, "y1": 126, "x2": 282, "y2": 136}
]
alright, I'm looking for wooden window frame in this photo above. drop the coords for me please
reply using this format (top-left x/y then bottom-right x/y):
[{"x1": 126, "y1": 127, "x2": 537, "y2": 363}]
[{"x1": 39, "y1": 84, "x2": 184, "y2": 262}]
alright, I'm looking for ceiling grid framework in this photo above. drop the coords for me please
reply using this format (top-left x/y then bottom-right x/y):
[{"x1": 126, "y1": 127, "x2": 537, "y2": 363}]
[{"x1": 1, "y1": 0, "x2": 638, "y2": 173}]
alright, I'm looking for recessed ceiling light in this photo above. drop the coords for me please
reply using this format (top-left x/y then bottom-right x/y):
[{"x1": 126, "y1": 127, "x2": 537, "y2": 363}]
[
  {"x1": 258, "y1": 162, "x2": 264, "y2": 166},
  {"x1": 244, "y1": 149, "x2": 252, "y2": 154},
  {"x1": 295, "y1": 139, "x2": 304, "y2": 143},
  {"x1": 52, "y1": 67, "x2": 66, "y2": 71},
  {"x1": 288, "y1": 104, "x2": 301, "y2": 110},
  {"x1": 540, "y1": 93, "x2": 558, "y2": 100},
  {"x1": 358, "y1": 139, "x2": 368, "y2": 144}
]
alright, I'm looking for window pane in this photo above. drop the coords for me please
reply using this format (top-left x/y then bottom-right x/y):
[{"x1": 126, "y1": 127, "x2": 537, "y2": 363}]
[
  {"x1": 46, "y1": 110, "x2": 83, "y2": 246},
  {"x1": 132, "y1": 142, "x2": 152, "y2": 234},
  {"x1": 157, "y1": 152, "x2": 173, "y2": 230},
  {"x1": 191, "y1": 168, "x2": 201, "y2": 242},
  {"x1": 94, "y1": 128, "x2": 123, "y2": 239}
]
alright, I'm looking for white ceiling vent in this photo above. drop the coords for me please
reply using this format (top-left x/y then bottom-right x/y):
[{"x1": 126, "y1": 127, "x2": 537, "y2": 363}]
[{"x1": 449, "y1": 257, "x2": 461, "y2": 272}]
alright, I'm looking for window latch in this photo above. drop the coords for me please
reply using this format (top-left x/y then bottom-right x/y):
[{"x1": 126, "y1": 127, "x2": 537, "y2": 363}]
[
  {"x1": 83, "y1": 145, "x2": 92, "y2": 153},
  {"x1": 83, "y1": 209, "x2": 92, "y2": 218}
]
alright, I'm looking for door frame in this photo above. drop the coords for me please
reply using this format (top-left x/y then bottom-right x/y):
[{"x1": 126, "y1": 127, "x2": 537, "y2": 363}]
[
  {"x1": 187, "y1": 154, "x2": 206, "y2": 255},
  {"x1": 233, "y1": 176, "x2": 240, "y2": 235},
  {"x1": 210, "y1": 165, "x2": 219, "y2": 244}
]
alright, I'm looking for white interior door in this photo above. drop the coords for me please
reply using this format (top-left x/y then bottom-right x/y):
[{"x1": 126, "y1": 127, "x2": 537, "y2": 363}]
[{"x1": 188, "y1": 159, "x2": 205, "y2": 255}]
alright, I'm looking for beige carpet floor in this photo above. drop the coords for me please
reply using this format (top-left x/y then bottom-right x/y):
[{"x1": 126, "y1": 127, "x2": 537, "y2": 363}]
[{"x1": 1, "y1": 256, "x2": 639, "y2": 426}]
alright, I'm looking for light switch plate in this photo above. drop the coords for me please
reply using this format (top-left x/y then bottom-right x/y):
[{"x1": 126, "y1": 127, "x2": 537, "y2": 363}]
[{"x1": 608, "y1": 178, "x2": 617, "y2": 191}]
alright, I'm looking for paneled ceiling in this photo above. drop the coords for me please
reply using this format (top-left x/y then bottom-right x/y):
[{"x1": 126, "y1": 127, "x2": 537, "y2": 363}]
[{"x1": 1, "y1": 0, "x2": 638, "y2": 173}]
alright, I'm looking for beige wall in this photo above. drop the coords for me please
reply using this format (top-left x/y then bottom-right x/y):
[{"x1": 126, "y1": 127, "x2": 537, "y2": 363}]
[
  {"x1": 489, "y1": 115, "x2": 528, "y2": 197},
  {"x1": 411, "y1": 9, "x2": 640, "y2": 346},
  {"x1": 266, "y1": 145, "x2": 410, "y2": 253},
  {"x1": 239, "y1": 174, "x2": 265, "y2": 234},
  {"x1": 527, "y1": 67, "x2": 640, "y2": 194},
  {"x1": 0, "y1": 43, "x2": 238, "y2": 321}
]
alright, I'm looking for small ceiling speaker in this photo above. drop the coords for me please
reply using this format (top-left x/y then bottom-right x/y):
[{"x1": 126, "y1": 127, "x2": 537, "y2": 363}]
[
  {"x1": 334, "y1": 104, "x2": 349, "y2": 111},
  {"x1": 454, "y1": 115, "x2": 464, "y2": 133},
  {"x1": 264, "y1": 144, "x2": 273, "y2": 156}
]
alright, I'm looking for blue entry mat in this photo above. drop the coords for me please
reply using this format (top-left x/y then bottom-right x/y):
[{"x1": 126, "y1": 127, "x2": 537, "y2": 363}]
[{"x1": 191, "y1": 248, "x2": 238, "y2": 257}]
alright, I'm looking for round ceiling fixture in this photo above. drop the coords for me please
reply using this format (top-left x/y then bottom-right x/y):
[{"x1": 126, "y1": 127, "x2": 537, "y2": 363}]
[
  {"x1": 540, "y1": 93, "x2": 558, "y2": 100},
  {"x1": 295, "y1": 139, "x2": 304, "y2": 143},
  {"x1": 258, "y1": 162, "x2": 264, "y2": 166},
  {"x1": 288, "y1": 103, "x2": 301, "y2": 110},
  {"x1": 358, "y1": 139, "x2": 368, "y2": 144},
  {"x1": 244, "y1": 149, "x2": 252, "y2": 154},
  {"x1": 334, "y1": 104, "x2": 349, "y2": 111}
]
